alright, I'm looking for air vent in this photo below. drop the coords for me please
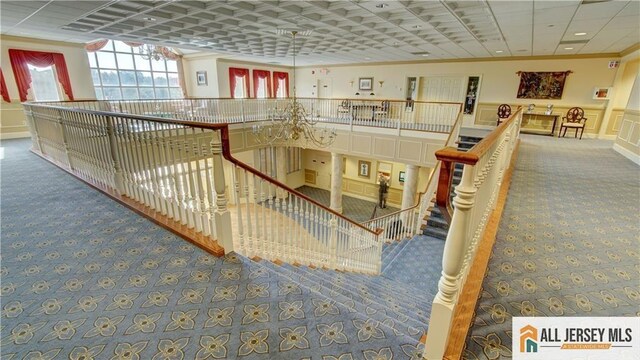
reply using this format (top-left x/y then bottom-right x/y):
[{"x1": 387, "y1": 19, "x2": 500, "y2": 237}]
[
  {"x1": 581, "y1": 0, "x2": 611, "y2": 4},
  {"x1": 411, "y1": 51, "x2": 430, "y2": 56},
  {"x1": 559, "y1": 40, "x2": 589, "y2": 45}
]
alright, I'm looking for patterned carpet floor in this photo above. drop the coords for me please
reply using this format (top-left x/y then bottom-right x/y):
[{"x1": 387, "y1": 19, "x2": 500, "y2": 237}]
[
  {"x1": 294, "y1": 186, "x2": 400, "y2": 223},
  {"x1": 462, "y1": 135, "x2": 640, "y2": 359},
  {"x1": 1, "y1": 138, "x2": 431, "y2": 360}
]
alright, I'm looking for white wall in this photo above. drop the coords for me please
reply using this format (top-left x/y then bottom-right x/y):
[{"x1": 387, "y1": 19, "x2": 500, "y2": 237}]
[{"x1": 1, "y1": 35, "x2": 96, "y2": 138}]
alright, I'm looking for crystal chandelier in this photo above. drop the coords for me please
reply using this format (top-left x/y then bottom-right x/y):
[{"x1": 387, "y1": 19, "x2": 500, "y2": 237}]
[
  {"x1": 138, "y1": 44, "x2": 166, "y2": 61},
  {"x1": 252, "y1": 31, "x2": 337, "y2": 148}
]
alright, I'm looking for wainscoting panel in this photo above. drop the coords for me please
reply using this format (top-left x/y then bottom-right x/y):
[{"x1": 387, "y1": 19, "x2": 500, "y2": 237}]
[
  {"x1": 372, "y1": 137, "x2": 396, "y2": 159},
  {"x1": 397, "y1": 140, "x2": 423, "y2": 163},
  {"x1": 350, "y1": 134, "x2": 373, "y2": 155},
  {"x1": 605, "y1": 109, "x2": 625, "y2": 136},
  {"x1": 0, "y1": 102, "x2": 28, "y2": 139},
  {"x1": 304, "y1": 169, "x2": 316, "y2": 185}
]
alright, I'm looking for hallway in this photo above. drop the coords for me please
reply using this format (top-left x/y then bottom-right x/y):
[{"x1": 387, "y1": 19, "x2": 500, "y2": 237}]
[{"x1": 462, "y1": 135, "x2": 640, "y2": 359}]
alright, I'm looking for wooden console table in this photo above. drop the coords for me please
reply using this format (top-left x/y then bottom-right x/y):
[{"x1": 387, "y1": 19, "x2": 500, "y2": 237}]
[{"x1": 522, "y1": 112, "x2": 559, "y2": 136}]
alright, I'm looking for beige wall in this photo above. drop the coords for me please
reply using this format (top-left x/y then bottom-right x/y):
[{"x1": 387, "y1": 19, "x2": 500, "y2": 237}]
[
  {"x1": 1, "y1": 35, "x2": 95, "y2": 139},
  {"x1": 302, "y1": 148, "x2": 432, "y2": 207},
  {"x1": 182, "y1": 54, "x2": 220, "y2": 98},
  {"x1": 295, "y1": 56, "x2": 621, "y2": 134},
  {"x1": 216, "y1": 59, "x2": 292, "y2": 98},
  {"x1": 613, "y1": 71, "x2": 640, "y2": 164},
  {"x1": 602, "y1": 50, "x2": 640, "y2": 137}
]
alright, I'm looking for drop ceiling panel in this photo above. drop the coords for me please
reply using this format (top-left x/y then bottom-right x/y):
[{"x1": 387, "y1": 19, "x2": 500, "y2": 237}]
[{"x1": 0, "y1": 0, "x2": 637, "y2": 65}]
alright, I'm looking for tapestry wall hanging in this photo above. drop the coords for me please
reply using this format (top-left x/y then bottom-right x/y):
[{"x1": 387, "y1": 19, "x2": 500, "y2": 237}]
[{"x1": 516, "y1": 71, "x2": 572, "y2": 99}]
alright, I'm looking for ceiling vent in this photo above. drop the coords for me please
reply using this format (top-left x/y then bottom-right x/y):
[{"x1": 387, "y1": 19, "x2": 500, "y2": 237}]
[
  {"x1": 411, "y1": 51, "x2": 430, "y2": 56},
  {"x1": 275, "y1": 28, "x2": 313, "y2": 36},
  {"x1": 581, "y1": 0, "x2": 612, "y2": 4}
]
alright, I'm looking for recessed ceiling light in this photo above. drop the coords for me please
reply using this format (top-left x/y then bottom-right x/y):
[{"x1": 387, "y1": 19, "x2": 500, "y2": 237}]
[
  {"x1": 421, "y1": 54, "x2": 429, "y2": 57},
  {"x1": 375, "y1": 3, "x2": 388, "y2": 8},
  {"x1": 574, "y1": 32, "x2": 587, "y2": 36},
  {"x1": 414, "y1": 25, "x2": 421, "y2": 29},
  {"x1": 495, "y1": 50, "x2": 503, "y2": 53},
  {"x1": 365, "y1": 57, "x2": 371, "y2": 60},
  {"x1": 143, "y1": 16, "x2": 156, "y2": 22},
  {"x1": 564, "y1": 47, "x2": 574, "y2": 50}
]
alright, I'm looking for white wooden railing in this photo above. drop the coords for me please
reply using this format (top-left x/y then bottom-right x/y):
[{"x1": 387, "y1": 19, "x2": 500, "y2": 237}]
[
  {"x1": 361, "y1": 107, "x2": 464, "y2": 240},
  {"x1": 45, "y1": 98, "x2": 461, "y2": 133},
  {"x1": 22, "y1": 102, "x2": 383, "y2": 274},
  {"x1": 423, "y1": 108, "x2": 523, "y2": 359}
]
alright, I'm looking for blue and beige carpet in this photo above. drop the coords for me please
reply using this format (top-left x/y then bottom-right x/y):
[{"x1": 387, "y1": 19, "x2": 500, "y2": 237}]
[
  {"x1": 0, "y1": 138, "x2": 436, "y2": 359},
  {"x1": 462, "y1": 135, "x2": 640, "y2": 359}
]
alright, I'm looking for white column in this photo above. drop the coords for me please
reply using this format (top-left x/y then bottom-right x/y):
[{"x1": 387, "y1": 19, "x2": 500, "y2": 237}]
[
  {"x1": 330, "y1": 152, "x2": 343, "y2": 213},
  {"x1": 276, "y1": 146, "x2": 287, "y2": 198},
  {"x1": 400, "y1": 164, "x2": 419, "y2": 210}
]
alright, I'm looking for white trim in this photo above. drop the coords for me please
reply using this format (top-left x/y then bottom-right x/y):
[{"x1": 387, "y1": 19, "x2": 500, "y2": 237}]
[
  {"x1": 613, "y1": 143, "x2": 640, "y2": 165},
  {"x1": 1, "y1": 131, "x2": 30, "y2": 140}
]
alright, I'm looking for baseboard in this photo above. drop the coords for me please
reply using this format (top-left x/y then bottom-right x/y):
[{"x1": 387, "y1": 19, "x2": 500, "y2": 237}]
[
  {"x1": 598, "y1": 134, "x2": 617, "y2": 140},
  {"x1": 1, "y1": 131, "x2": 30, "y2": 140},
  {"x1": 613, "y1": 143, "x2": 640, "y2": 165}
]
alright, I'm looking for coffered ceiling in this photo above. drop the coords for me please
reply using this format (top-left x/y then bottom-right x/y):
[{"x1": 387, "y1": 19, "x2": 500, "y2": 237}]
[{"x1": 1, "y1": 0, "x2": 638, "y2": 65}]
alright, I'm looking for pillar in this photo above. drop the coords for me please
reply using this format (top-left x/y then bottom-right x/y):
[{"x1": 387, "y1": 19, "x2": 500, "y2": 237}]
[
  {"x1": 330, "y1": 152, "x2": 343, "y2": 213},
  {"x1": 401, "y1": 164, "x2": 420, "y2": 210}
]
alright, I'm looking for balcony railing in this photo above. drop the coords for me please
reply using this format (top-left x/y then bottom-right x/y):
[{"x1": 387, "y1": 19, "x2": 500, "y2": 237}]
[
  {"x1": 42, "y1": 97, "x2": 462, "y2": 133},
  {"x1": 23, "y1": 101, "x2": 384, "y2": 274}
]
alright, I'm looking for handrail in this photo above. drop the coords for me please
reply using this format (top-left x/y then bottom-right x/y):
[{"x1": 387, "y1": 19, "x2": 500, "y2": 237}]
[
  {"x1": 23, "y1": 101, "x2": 379, "y2": 236},
  {"x1": 362, "y1": 107, "x2": 464, "y2": 236},
  {"x1": 434, "y1": 107, "x2": 523, "y2": 221}
]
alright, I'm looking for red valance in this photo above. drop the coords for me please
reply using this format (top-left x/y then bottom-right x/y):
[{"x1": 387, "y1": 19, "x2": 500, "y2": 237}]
[
  {"x1": 1, "y1": 68, "x2": 10, "y2": 103},
  {"x1": 8, "y1": 49, "x2": 74, "y2": 102},
  {"x1": 252, "y1": 70, "x2": 272, "y2": 98},
  {"x1": 273, "y1": 71, "x2": 289, "y2": 98},
  {"x1": 229, "y1": 67, "x2": 250, "y2": 98}
]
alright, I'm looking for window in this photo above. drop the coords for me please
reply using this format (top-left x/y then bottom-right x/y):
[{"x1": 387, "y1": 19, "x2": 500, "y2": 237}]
[
  {"x1": 253, "y1": 70, "x2": 271, "y2": 99},
  {"x1": 229, "y1": 67, "x2": 250, "y2": 99},
  {"x1": 286, "y1": 147, "x2": 302, "y2": 174},
  {"x1": 87, "y1": 40, "x2": 182, "y2": 100},
  {"x1": 28, "y1": 64, "x2": 60, "y2": 101},
  {"x1": 273, "y1": 72, "x2": 289, "y2": 98}
]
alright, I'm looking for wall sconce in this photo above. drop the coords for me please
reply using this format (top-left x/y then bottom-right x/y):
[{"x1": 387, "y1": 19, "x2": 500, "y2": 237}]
[
  {"x1": 369, "y1": 92, "x2": 375, "y2": 96},
  {"x1": 355, "y1": 92, "x2": 360, "y2": 96},
  {"x1": 378, "y1": 80, "x2": 384, "y2": 87}
]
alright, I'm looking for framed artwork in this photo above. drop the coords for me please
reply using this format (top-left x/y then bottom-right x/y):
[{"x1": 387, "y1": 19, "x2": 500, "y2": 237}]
[
  {"x1": 358, "y1": 160, "x2": 371, "y2": 178},
  {"x1": 399, "y1": 171, "x2": 406, "y2": 183},
  {"x1": 196, "y1": 71, "x2": 207, "y2": 86},
  {"x1": 516, "y1": 71, "x2": 571, "y2": 99},
  {"x1": 359, "y1": 77, "x2": 373, "y2": 91},
  {"x1": 593, "y1": 87, "x2": 612, "y2": 100}
]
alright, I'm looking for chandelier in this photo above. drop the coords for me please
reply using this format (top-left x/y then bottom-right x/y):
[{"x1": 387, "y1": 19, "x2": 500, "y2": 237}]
[
  {"x1": 138, "y1": 44, "x2": 166, "y2": 61},
  {"x1": 252, "y1": 31, "x2": 337, "y2": 148}
]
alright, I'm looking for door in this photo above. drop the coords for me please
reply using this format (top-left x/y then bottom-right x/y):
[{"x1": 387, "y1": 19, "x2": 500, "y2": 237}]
[{"x1": 418, "y1": 76, "x2": 466, "y2": 128}]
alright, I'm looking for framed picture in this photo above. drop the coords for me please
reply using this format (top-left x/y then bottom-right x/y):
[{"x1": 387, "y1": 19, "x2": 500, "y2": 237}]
[
  {"x1": 593, "y1": 87, "x2": 612, "y2": 100},
  {"x1": 359, "y1": 77, "x2": 373, "y2": 91},
  {"x1": 358, "y1": 160, "x2": 371, "y2": 178},
  {"x1": 399, "y1": 171, "x2": 406, "y2": 183},
  {"x1": 516, "y1": 71, "x2": 571, "y2": 99},
  {"x1": 196, "y1": 71, "x2": 207, "y2": 86}
]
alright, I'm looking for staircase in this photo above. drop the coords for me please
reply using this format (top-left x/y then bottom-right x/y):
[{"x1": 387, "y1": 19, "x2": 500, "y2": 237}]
[
  {"x1": 244, "y1": 250, "x2": 433, "y2": 349},
  {"x1": 421, "y1": 135, "x2": 484, "y2": 240}
]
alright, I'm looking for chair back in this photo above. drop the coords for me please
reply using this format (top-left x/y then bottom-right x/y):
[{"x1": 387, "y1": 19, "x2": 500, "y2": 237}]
[
  {"x1": 341, "y1": 99, "x2": 351, "y2": 107},
  {"x1": 497, "y1": 104, "x2": 511, "y2": 119},
  {"x1": 565, "y1": 107, "x2": 585, "y2": 123},
  {"x1": 380, "y1": 100, "x2": 390, "y2": 111}
]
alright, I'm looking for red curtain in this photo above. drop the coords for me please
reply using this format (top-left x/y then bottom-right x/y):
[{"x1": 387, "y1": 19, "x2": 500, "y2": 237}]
[
  {"x1": 252, "y1": 70, "x2": 272, "y2": 98},
  {"x1": 1, "y1": 68, "x2": 10, "y2": 102},
  {"x1": 273, "y1": 71, "x2": 289, "y2": 98},
  {"x1": 8, "y1": 49, "x2": 74, "y2": 102},
  {"x1": 229, "y1": 67, "x2": 250, "y2": 98}
]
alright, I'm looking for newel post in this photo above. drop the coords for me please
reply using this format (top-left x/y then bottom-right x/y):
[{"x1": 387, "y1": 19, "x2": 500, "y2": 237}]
[
  {"x1": 211, "y1": 130, "x2": 234, "y2": 253},
  {"x1": 424, "y1": 164, "x2": 477, "y2": 360}
]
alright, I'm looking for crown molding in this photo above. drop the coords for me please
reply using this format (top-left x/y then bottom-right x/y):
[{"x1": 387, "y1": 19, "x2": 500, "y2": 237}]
[
  {"x1": 620, "y1": 43, "x2": 640, "y2": 58},
  {"x1": 217, "y1": 57, "x2": 292, "y2": 70}
]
